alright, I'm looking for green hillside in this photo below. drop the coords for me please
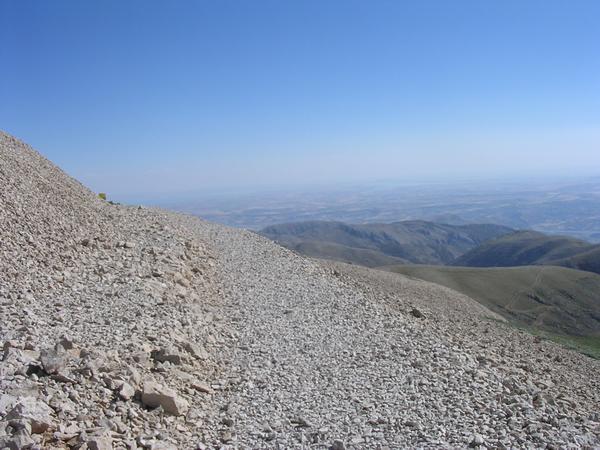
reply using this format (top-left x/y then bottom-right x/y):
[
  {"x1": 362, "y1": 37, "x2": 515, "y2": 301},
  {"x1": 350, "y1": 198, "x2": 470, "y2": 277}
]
[
  {"x1": 291, "y1": 241, "x2": 410, "y2": 267},
  {"x1": 453, "y1": 230, "x2": 600, "y2": 274},
  {"x1": 382, "y1": 264, "x2": 600, "y2": 338},
  {"x1": 552, "y1": 247, "x2": 600, "y2": 275}
]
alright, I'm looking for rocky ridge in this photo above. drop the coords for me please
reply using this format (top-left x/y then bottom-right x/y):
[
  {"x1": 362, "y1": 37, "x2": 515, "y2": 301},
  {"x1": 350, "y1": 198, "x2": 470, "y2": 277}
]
[
  {"x1": 0, "y1": 132, "x2": 228, "y2": 449},
  {"x1": 1, "y1": 131, "x2": 599, "y2": 449}
]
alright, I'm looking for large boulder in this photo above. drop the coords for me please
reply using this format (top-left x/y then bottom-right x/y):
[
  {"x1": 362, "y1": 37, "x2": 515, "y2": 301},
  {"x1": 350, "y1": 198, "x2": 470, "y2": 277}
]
[
  {"x1": 141, "y1": 380, "x2": 189, "y2": 416},
  {"x1": 0, "y1": 429, "x2": 35, "y2": 450},
  {"x1": 5, "y1": 397, "x2": 55, "y2": 433}
]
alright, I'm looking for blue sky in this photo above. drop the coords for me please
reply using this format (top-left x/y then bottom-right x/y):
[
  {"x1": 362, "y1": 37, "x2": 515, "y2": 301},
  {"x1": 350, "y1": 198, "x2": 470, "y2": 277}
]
[{"x1": 2, "y1": 1, "x2": 599, "y2": 199}]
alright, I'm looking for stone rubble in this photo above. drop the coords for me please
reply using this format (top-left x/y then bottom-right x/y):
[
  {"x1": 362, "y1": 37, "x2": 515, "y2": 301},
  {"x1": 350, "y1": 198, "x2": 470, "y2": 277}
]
[
  {"x1": 1, "y1": 131, "x2": 599, "y2": 448},
  {"x1": 187, "y1": 224, "x2": 600, "y2": 448},
  {"x1": 0, "y1": 132, "x2": 225, "y2": 449}
]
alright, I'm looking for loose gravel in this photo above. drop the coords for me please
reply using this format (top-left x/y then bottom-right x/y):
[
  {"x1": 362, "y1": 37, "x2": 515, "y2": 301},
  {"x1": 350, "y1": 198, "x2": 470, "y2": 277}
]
[
  {"x1": 192, "y1": 224, "x2": 600, "y2": 449},
  {"x1": 1, "y1": 131, "x2": 599, "y2": 449}
]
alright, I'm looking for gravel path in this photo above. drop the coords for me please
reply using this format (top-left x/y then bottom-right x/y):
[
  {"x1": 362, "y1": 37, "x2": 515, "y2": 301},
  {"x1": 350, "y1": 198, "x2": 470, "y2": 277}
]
[{"x1": 192, "y1": 223, "x2": 600, "y2": 449}]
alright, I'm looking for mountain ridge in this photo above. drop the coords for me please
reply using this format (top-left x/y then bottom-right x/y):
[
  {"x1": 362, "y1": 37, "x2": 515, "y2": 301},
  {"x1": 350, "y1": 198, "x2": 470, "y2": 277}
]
[
  {"x1": 454, "y1": 230, "x2": 600, "y2": 274},
  {"x1": 260, "y1": 220, "x2": 513, "y2": 267}
]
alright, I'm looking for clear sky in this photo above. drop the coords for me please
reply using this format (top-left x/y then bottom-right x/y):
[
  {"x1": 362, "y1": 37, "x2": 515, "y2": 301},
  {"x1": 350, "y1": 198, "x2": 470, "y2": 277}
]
[{"x1": 2, "y1": 1, "x2": 600, "y2": 199}]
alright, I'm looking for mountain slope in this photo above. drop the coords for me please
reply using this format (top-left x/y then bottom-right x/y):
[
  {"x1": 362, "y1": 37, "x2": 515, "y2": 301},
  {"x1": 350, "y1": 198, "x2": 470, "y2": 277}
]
[
  {"x1": 453, "y1": 230, "x2": 600, "y2": 274},
  {"x1": 260, "y1": 220, "x2": 513, "y2": 267},
  {"x1": 382, "y1": 264, "x2": 600, "y2": 337},
  {"x1": 198, "y1": 221, "x2": 600, "y2": 448},
  {"x1": 0, "y1": 132, "x2": 223, "y2": 449},
  {"x1": 291, "y1": 240, "x2": 410, "y2": 267},
  {"x1": 2, "y1": 131, "x2": 600, "y2": 448}
]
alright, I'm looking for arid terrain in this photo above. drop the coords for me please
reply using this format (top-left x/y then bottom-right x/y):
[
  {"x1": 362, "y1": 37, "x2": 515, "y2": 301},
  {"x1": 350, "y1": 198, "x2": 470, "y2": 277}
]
[
  {"x1": 1, "y1": 132, "x2": 600, "y2": 449},
  {"x1": 164, "y1": 178, "x2": 600, "y2": 242}
]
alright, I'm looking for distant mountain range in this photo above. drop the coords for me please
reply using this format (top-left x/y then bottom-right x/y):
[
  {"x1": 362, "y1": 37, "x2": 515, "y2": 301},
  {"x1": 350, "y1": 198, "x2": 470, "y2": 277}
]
[
  {"x1": 260, "y1": 220, "x2": 513, "y2": 267},
  {"x1": 261, "y1": 221, "x2": 600, "y2": 275}
]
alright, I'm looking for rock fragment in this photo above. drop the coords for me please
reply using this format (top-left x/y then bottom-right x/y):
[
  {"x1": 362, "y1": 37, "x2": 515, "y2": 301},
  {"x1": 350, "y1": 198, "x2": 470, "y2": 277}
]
[
  {"x1": 182, "y1": 341, "x2": 208, "y2": 360},
  {"x1": 191, "y1": 381, "x2": 214, "y2": 394},
  {"x1": 40, "y1": 346, "x2": 67, "y2": 375},
  {"x1": 151, "y1": 347, "x2": 183, "y2": 365},
  {"x1": 331, "y1": 440, "x2": 346, "y2": 450},
  {"x1": 87, "y1": 433, "x2": 113, "y2": 450},
  {"x1": 5, "y1": 397, "x2": 55, "y2": 433},
  {"x1": 410, "y1": 307, "x2": 425, "y2": 319},
  {"x1": 0, "y1": 429, "x2": 35, "y2": 450},
  {"x1": 469, "y1": 434, "x2": 485, "y2": 447},
  {"x1": 141, "y1": 380, "x2": 189, "y2": 416},
  {"x1": 117, "y1": 381, "x2": 136, "y2": 400}
]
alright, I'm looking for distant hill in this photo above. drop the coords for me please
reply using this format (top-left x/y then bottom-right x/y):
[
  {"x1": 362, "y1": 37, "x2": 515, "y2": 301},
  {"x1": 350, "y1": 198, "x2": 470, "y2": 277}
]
[
  {"x1": 551, "y1": 247, "x2": 600, "y2": 275},
  {"x1": 383, "y1": 265, "x2": 600, "y2": 337},
  {"x1": 453, "y1": 230, "x2": 600, "y2": 274},
  {"x1": 290, "y1": 240, "x2": 410, "y2": 267},
  {"x1": 260, "y1": 220, "x2": 513, "y2": 267}
]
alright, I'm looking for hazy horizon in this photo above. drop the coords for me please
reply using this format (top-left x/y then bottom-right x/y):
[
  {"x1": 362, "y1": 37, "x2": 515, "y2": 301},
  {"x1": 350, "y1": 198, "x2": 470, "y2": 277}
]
[
  {"x1": 3, "y1": 1, "x2": 600, "y2": 199},
  {"x1": 116, "y1": 172, "x2": 599, "y2": 206}
]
